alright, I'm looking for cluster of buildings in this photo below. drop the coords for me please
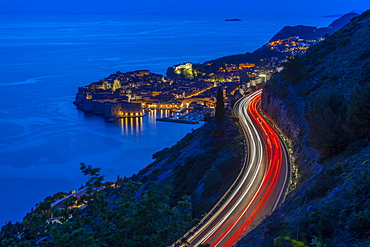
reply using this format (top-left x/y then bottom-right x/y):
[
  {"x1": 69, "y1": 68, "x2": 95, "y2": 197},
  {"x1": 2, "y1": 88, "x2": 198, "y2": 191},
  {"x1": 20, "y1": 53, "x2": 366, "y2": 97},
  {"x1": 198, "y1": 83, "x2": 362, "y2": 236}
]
[
  {"x1": 74, "y1": 60, "x2": 281, "y2": 121},
  {"x1": 74, "y1": 35, "x2": 316, "y2": 121},
  {"x1": 266, "y1": 36, "x2": 323, "y2": 57}
]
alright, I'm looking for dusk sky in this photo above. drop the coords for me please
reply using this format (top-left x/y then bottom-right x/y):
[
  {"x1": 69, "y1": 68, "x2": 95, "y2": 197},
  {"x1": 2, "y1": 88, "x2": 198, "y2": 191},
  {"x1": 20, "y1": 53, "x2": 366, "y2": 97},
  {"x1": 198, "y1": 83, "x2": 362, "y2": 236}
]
[{"x1": 1, "y1": 0, "x2": 369, "y2": 17}]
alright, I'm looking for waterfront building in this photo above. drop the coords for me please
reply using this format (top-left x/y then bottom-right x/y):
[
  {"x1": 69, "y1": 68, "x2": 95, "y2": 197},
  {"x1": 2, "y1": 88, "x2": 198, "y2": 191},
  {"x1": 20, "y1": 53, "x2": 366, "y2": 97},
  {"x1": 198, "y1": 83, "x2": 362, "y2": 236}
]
[{"x1": 104, "y1": 102, "x2": 144, "y2": 118}]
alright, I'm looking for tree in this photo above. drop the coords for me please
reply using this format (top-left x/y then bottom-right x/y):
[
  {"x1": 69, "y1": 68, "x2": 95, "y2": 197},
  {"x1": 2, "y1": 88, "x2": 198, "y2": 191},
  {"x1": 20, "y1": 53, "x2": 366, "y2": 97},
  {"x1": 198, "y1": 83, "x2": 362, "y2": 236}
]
[
  {"x1": 203, "y1": 166, "x2": 223, "y2": 197},
  {"x1": 80, "y1": 163, "x2": 104, "y2": 191},
  {"x1": 215, "y1": 87, "x2": 225, "y2": 124},
  {"x1": 274, "y1": 236, "x2": 308, "y2": 247},
  {"x1": 280, "y1": 56, "x2": 306, "y2": 84},
  {"x1": 115, "y1": 174, "x2": 125, "y2": 188},
  {"x1": 306, "y1": 90, "x2": 348, "y2": 158},
  {"x1": 107, "y1": 181, "x2": 193, "y2": 247},
  {"x1": 346, "y1": 84, "x2": 370, "y2": 141}
]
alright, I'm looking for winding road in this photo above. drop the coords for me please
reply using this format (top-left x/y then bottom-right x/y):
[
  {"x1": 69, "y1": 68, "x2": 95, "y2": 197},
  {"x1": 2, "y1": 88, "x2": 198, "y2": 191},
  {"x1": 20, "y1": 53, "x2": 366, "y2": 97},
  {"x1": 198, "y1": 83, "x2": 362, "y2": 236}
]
[{"x1": 174, "y1": 89, "x2": 290, "y2": 247}]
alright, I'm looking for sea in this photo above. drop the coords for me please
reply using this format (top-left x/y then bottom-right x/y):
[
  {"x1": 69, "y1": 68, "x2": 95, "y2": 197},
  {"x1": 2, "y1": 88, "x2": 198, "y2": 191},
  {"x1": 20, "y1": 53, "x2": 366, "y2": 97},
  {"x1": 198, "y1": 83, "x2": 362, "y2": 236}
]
[{"x1": 0, "y1": 14, "x2": 336, "y2": 225}]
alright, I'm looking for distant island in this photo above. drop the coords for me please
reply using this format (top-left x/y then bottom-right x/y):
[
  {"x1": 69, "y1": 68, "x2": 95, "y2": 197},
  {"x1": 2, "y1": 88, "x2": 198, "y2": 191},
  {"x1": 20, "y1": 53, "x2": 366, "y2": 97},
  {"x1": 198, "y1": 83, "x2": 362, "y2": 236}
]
[{"x1": 225, "y1": 17, "x2": 241, "y2": 21}]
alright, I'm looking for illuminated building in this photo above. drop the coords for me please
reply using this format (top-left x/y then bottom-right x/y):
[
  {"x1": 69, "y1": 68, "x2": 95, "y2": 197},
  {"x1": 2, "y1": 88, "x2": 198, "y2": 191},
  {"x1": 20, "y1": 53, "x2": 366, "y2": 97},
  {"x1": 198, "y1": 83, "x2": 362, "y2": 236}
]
[{"x1": 104, "y1": 102, "x2": 144, "y2": 118}]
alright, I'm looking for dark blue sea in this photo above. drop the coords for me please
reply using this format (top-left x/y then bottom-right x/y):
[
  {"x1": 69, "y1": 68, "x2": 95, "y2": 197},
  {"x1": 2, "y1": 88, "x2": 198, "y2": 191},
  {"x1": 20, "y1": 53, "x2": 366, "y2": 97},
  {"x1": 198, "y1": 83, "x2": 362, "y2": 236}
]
[{"x1": 0, "y1": 14, "x2": 335, "y2": 224}]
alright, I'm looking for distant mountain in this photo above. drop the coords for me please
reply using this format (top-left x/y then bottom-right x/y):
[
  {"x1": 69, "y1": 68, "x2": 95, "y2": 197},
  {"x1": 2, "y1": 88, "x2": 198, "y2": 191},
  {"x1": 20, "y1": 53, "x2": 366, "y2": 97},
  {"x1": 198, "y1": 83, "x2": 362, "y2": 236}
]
[
  {"x1": 269, "y1": 12, "x2": 359, "y2": 42},
  {"x1": 328, "y1": 12, "x2": 359, "y2": 29},
  {"x1": 269, "y1": 25, "x2": 332, "y2": 42}
]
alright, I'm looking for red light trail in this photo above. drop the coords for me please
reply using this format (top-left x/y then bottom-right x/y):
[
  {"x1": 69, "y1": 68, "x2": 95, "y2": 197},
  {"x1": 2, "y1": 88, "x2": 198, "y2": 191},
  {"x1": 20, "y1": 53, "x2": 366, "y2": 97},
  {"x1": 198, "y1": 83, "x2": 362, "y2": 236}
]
[{"x1": 172, "y1": 89, "x2": 289, "y2": 247}]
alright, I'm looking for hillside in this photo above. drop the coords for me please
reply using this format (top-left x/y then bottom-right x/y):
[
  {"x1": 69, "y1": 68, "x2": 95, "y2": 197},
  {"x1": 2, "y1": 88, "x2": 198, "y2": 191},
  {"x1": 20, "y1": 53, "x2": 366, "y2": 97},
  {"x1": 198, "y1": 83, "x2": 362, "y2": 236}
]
[
  {"x1": 269, "y1": 12, "x2": 359, "y2": 42},
  {"x1": 130, "y1": 112, "x2": 245, "y2": 218},
  {"x1": 269, "y1": 25, "x2": 332, "y2": 42},
  {"x1": 235, "y1": 10, "x2": 370, "y2": 247}
]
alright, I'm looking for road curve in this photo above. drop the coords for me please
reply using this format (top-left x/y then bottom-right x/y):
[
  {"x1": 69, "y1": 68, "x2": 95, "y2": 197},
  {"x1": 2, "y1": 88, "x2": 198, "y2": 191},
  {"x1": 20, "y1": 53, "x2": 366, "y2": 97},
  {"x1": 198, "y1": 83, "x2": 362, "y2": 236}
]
[{"x1": 173, "y1": 89, "x2": 289, "y2": 247}]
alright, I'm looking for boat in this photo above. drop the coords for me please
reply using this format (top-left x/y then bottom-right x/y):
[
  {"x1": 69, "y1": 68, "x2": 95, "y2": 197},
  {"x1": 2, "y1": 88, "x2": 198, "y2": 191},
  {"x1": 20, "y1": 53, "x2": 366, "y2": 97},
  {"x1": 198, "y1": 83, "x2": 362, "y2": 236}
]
[
  {"x1": 225, "y1": 17, "x2": 241, "y2": 21},
  {"x1": 156, "y1": 117, "x2": 199, "y2": 124}
]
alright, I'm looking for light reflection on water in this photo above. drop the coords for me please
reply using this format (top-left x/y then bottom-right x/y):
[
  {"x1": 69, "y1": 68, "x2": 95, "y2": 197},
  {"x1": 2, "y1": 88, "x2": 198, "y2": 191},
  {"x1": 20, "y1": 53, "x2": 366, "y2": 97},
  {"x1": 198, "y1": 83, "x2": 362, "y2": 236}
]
[
  {"x1": 118, "y1": 117, "x2": 143, "y2": 136},
  {"x1": 116, "y1": 109, "x2": 189, "y2": 136},
  {"x1": 106, "y1": 109, "x2": 195, "y2": 138}
]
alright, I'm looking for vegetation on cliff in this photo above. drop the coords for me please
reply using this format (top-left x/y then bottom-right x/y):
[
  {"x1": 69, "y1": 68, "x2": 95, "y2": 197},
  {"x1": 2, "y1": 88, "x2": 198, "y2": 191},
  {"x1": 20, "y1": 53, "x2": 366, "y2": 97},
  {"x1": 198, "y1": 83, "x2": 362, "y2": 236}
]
[
  {"x1": 131, "y1": 110, "x2": 244, "y2": 218},
  {"x1": 236, "y1": 10, "x2": 370, "y2": 247},
  {"x1": 266, "y1": 10, "x2": 369, "y2": 159}
]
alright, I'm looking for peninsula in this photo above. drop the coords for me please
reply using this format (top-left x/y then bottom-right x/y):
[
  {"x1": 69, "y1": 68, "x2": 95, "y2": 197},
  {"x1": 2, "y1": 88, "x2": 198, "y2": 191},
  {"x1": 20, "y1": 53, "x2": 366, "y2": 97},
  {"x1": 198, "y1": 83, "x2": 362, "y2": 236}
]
[{"x1": 73, "y1": 13, "x2": 356, "y2": 123}]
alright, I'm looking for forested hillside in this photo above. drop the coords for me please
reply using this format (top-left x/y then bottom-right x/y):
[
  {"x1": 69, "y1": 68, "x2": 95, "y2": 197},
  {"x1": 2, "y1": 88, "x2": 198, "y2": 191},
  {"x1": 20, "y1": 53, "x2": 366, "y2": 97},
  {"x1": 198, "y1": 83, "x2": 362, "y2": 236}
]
[
  {"x1": 236, "y1": 10, "x2": 370, "y2": 247},
  {"x1": 130, "y1": 110, "x2": 244, "y2": 218}
]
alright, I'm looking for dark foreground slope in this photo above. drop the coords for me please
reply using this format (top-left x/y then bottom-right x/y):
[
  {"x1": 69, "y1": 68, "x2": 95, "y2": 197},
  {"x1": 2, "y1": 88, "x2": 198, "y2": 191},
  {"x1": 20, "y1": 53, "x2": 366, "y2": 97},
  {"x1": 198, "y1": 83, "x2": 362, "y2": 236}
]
[
  {"x1": 130, "y1": 112, "x2": 244, "y2": 218},
  {"x1": 236, "y1": 10, "x2": 370, "y2": 247}
]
